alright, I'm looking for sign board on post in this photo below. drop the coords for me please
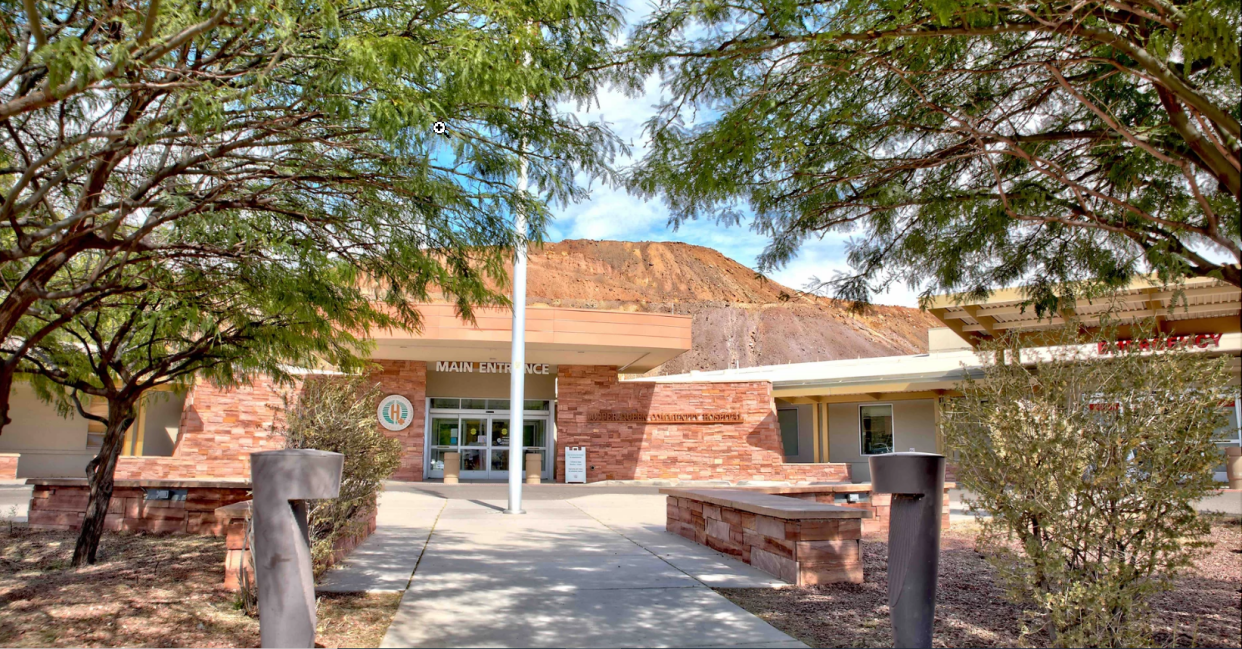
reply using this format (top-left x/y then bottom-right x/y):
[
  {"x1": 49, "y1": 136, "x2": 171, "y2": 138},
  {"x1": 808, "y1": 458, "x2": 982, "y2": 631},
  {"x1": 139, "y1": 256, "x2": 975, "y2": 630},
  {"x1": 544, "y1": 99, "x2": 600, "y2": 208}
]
[{"x1": 565, "y1": 447, "x2": 587, "y2": 484}]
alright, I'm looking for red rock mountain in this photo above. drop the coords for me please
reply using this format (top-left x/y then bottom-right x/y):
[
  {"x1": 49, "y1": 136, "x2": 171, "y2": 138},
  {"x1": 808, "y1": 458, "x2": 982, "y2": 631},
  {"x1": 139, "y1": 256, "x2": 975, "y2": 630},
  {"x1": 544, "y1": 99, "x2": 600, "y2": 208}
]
[{"x1": 519, "y1": 240, "x2": 938, "y2": 375}]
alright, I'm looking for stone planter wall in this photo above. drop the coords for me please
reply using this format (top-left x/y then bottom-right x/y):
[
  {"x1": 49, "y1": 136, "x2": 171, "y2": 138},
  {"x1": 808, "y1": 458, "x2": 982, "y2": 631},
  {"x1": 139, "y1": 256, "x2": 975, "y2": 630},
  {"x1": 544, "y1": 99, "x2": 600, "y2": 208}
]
[
  {"x1": 26, "y1": 479, "x2": 251, "y2": 534},
  {"x1": 665, "y1": 495, "x2": 864, "y2": 585}
]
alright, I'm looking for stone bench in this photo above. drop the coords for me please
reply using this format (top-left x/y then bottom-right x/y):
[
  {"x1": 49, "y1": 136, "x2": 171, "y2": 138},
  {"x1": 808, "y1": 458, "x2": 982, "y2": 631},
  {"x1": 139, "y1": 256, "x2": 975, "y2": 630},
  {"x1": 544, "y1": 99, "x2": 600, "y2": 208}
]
[
  {"x1": 734, "y1": 482, "x2": 955, "y2": 534},
  {"x1": 661, "y1": 488, "x2": 870, "y2": 586}
]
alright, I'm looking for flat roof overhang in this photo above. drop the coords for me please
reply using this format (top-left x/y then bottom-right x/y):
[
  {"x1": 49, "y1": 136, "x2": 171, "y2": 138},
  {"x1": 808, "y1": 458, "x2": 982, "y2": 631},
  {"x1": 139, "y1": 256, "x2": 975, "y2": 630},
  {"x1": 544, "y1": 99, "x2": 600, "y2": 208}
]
[
  {"x1": 368, "y1": 304, "x2": 692, "y2": 374},
  {"x1": 927, "y1": 276, "x2": 1242, "y2": 346}
]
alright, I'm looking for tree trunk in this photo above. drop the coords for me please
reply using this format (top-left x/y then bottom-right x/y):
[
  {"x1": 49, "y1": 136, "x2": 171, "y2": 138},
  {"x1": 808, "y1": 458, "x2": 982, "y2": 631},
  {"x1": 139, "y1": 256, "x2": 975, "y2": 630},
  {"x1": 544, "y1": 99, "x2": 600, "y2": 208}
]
[{"x1": 72, "y1": 402, "x2": 136, "y2": 567}]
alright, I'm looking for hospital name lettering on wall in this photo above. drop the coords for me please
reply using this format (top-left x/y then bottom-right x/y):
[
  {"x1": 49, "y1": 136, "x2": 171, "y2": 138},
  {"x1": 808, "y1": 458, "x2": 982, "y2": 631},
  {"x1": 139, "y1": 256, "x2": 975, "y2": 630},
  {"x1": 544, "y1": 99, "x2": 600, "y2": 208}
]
[
  {"x1": 1097, "y1": 333, "x2": 1223, "y2": 355},
  {"x1": 587, "y1": 411, "x2": 744, "y2": 424},
  {"x1": 434, "y1": 361, "x2": 551, "y2": 374}
]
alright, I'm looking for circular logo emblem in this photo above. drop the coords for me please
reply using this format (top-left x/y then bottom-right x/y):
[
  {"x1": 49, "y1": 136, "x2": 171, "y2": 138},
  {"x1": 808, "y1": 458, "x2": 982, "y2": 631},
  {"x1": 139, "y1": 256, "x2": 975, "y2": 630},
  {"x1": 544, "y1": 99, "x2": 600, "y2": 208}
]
[{"x1": 378, "y1": 395, "x2": 414, "y2": 431}]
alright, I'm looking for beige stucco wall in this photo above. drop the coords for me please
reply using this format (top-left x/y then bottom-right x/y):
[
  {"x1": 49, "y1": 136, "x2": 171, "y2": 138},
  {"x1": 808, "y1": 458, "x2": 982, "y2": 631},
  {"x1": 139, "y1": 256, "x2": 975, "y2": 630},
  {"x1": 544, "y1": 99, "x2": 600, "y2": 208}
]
[
  {"x1": 774, "y1": 400, "x2": 816, "y2": 463},
  {"x1": 827, "y1": 398, "x2": 938, "y2": 482},
  {"x1": 141, "y1": 391, "x2": 186, "y2": 457},
  {"x1": 1, "y1": 384, "x2": 94, "y2": 478},
  {"x1": 425, "y1": 367, "x2": 557, "y2": 400}
]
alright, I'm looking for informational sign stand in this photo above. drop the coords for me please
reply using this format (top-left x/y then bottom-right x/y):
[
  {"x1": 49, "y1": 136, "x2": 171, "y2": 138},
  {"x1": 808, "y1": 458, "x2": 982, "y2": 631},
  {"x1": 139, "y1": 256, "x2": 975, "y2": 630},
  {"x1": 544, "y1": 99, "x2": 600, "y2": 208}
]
[{"x1": 565, "y1": 447, "x2": 587, "y2": 484}]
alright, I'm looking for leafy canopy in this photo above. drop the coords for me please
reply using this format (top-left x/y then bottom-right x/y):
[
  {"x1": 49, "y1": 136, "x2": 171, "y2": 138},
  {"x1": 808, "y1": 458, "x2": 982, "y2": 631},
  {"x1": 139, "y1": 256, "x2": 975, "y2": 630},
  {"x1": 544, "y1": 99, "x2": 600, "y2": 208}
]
[{"x1": 626, "y1": 0, "x2": 1241, "y2": 310}]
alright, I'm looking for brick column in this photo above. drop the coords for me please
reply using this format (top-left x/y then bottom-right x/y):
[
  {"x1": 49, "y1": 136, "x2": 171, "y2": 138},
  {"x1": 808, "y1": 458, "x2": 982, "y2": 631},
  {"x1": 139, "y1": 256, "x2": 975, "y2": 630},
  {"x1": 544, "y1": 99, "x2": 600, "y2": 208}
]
[{"x1": 371, "y1": 360, "x2": 427, "y2": 481}]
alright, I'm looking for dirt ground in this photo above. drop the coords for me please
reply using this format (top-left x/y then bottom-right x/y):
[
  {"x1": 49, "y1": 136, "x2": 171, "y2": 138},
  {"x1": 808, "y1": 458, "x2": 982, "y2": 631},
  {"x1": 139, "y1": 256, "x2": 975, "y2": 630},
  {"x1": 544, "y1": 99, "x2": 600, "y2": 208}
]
[
  {"x1": 0, "y1": 529, "x2": 399, "y2": 648},
  {"x1": 719, "y1": 521, "x2": 1242, "y2": 648}
]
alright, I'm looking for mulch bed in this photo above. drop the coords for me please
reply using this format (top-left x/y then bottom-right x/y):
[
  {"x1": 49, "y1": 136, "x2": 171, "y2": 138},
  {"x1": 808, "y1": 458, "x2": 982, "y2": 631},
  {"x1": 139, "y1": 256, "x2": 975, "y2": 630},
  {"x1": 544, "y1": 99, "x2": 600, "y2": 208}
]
[
  {"x1": 0, "y1": 529, "x2": 400, "y2": 648},
  {"x1": 718, "y1": 521, "x2": 1242, "y2": 648}
]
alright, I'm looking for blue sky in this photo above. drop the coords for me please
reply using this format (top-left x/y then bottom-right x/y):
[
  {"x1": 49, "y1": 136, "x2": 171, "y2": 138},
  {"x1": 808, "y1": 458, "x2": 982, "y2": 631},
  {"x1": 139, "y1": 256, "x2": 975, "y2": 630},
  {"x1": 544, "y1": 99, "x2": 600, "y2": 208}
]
[{"x1": 542, "y1": 2, "x2": 924, "y2": 308}]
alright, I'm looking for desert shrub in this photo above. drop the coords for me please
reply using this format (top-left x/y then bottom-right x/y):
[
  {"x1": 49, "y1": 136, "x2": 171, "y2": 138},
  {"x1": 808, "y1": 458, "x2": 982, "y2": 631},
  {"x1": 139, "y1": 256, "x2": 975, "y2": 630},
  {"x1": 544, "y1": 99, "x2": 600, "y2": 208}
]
[
  {"x1": 942, "y1": 321, "x2": 1234, "y2": 647},
  {"x1": 278, "y1": 375, "x2": 402, "y2": 576}
]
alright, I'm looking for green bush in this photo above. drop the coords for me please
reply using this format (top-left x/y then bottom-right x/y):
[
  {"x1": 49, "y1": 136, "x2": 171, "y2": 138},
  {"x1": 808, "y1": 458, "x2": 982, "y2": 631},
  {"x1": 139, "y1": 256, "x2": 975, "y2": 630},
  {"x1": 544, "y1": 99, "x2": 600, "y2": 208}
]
[
  {"x1": 278, "y1": 375, "x2": 402, "y2": 576},
  {"x1": 942, "y1": 321, "x2": 1234, "y2": 647}
]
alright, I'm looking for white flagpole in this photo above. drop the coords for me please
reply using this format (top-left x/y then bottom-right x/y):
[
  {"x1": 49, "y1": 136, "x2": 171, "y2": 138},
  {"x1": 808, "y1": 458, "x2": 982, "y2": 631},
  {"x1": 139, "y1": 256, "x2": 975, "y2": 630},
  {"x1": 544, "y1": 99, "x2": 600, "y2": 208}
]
[{"x1": 506, "y1": 84, "x2": 530, "y2": 516}]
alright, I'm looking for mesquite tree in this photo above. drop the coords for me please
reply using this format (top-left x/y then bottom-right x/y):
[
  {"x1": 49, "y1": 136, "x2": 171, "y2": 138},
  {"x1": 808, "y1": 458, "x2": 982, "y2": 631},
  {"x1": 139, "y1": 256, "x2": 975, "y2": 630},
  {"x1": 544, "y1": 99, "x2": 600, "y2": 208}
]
[
  {"x1": 941, "y1": 322, "x2": 1234, "y2": 646},
  {"x1": 0, "y1": 0, "x2": 625, "y2": 428},
  {"x1": 21, "y1": 267, "x2": 357, "y2": 566},
  {"x1": 627, "y1": 0, "x2": 1240, "y2": 309}
]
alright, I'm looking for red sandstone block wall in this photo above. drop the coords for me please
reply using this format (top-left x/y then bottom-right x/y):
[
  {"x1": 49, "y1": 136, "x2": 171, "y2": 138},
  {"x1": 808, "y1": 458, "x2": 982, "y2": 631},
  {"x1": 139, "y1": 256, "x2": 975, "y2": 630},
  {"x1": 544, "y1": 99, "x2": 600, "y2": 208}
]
[
  {"x1": 555, "y1": 365, "x2": 849, "y2": 483},
  {"x1": 112, "y1": 362, "x2": 427, "y2": 482},
  {"x1": 27, "y1": 484, "x2": 251, "y2": 533},
  {"x1": 369, "y1": 360, "x2": 426, "y2": 481},
  {"x1": 114, "y1": 376, "x2": 293, "y2": 481}
]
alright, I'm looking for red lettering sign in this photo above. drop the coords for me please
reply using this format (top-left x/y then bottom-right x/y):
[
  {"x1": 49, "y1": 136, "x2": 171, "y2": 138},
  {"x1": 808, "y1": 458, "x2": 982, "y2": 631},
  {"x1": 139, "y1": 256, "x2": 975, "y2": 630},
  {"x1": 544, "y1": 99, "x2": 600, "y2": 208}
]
[{"x1": 1097, "y1": 333, "x2": 1222, "y2": 355}]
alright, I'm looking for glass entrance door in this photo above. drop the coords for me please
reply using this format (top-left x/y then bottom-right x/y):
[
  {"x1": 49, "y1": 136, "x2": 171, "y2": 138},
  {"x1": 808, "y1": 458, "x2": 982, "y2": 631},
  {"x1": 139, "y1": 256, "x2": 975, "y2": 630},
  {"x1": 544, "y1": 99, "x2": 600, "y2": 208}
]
[{"x1": 425, "y1": 399, "x2": 551, "y2": 480}]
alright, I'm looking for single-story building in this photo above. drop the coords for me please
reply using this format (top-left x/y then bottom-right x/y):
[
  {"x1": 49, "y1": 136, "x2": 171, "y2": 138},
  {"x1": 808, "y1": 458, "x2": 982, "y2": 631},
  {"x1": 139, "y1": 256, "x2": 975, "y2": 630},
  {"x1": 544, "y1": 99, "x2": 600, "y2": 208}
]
[
  {"x1": 650, "y1": 276, "x2": 1242, "y2": 482},
  {"x1": 2, "y1": 277, "x2": 1238, "y2": 484}
]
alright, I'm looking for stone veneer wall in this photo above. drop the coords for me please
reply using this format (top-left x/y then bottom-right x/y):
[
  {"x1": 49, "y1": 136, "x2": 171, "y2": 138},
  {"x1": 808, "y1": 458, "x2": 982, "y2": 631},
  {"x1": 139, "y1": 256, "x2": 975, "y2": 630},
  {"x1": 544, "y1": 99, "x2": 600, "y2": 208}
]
[
  {"x1": 109, "y1": 362, "x2": 427, "y2": 482},
  {"x1": 369, "y1": 360, "x2": 427, "y2": 482},
  {"x1": 113, "y1": 376, "x2": 292, "y2": 480},
  {"x1": 27, "y1": 481, "x2": 251, "y2": 533},
  {"x1": 666, "y1": 495, "x2": 863, "y2": 585},
  {"x1": 555, "y1": 365, "x2": 850, "y2": 483}
]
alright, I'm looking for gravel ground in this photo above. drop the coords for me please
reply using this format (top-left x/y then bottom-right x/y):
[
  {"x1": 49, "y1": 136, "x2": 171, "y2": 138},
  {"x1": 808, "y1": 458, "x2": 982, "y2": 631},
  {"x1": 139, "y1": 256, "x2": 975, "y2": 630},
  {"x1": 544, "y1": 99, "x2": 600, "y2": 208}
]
[
  {"x1": 0, "y1": 529, "x2": 400, "y2": 648},
  {"x1": 718, "y1": 521, "x2": 1242, "y2": 648}
]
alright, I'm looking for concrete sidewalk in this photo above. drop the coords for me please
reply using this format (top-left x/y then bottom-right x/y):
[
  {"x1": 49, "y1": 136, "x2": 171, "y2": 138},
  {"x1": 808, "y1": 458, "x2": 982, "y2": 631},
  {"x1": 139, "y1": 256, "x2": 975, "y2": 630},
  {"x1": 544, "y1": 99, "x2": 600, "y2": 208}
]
[
  {"x1": 380, "y1": 494, "x2": 804, "y2": 648},
  {"x1": 316, "y1": 486, "x2": 446, "y2": 593}
]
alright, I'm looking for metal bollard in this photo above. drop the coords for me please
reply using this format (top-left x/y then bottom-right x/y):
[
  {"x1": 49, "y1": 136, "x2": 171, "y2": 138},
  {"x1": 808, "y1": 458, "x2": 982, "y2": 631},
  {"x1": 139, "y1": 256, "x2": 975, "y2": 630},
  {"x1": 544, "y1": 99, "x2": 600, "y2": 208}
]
[
  {"x1": 869, "y1": 452, "x2": 945, "y2": 649},
  {"x1": 251, "y1": 449, "x2": 344, "y2": 648}
]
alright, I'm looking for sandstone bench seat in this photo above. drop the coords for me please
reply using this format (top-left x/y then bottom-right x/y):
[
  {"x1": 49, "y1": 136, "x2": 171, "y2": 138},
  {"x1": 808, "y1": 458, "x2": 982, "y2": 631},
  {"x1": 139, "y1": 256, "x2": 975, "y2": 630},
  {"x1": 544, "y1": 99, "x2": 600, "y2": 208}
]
[{"x1": 661, "y1": 488, "x2": 869, "y2": 586}]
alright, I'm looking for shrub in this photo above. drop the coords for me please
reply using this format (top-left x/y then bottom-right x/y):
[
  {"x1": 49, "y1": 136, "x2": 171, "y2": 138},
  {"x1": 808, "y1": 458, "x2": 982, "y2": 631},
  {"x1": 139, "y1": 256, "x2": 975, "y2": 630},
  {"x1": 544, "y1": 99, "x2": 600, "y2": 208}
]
[
  {"x1": 942, "y1": 321, "x2": 1234, "y2": 647},
  {"x1": 278, "y1": 375, "x2": 402, "y2": 576}
]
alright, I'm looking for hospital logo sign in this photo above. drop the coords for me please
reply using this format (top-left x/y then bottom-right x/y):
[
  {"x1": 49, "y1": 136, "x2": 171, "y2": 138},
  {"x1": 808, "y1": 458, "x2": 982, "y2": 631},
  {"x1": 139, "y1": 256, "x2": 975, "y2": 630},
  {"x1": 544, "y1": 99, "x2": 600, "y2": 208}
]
[{"x1": 378, "y1": 394, "x2": 414, "y2": 431}]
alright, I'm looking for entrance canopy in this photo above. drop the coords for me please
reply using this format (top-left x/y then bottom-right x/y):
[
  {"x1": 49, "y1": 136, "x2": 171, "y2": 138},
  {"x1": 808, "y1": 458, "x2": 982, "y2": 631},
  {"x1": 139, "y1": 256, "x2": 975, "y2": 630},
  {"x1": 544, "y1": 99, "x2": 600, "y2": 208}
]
[{"x1": 369, "y1": 304, "x2": 691, "y2": 373}]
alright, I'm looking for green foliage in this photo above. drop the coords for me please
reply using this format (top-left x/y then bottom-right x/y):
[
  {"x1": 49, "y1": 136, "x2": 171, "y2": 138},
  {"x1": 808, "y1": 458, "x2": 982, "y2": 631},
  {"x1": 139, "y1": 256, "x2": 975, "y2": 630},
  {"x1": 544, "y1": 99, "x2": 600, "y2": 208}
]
[
  {"x1": 941, "y1": 320, "x2": 1235, "y2": 647},
  {"x1": 278, "y1": 375, "x2": 402, "y2": 577},
  {"x1": 1, "y1": 0, "x2": 629, "y2": 427},
  {"x1": 626, "y1": 0, "x2": 1241, "y2": 309}
]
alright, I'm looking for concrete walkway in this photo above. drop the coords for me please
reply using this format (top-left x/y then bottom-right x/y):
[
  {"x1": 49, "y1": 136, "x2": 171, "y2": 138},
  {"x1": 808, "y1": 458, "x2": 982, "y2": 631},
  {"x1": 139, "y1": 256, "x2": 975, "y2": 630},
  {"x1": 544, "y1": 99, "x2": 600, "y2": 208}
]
[
  {"x1": 317, "y1": 486, "x2": 446, "y2": 593},
  {"x1": 379, "y1": 488, "x2": 803, "y2": 648}
]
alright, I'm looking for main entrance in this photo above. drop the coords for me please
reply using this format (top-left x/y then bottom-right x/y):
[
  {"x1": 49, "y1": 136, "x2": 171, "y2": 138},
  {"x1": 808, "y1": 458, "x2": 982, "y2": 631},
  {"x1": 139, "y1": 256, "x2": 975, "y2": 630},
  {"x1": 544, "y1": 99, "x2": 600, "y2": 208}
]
[{"x1": 425, "y1": 398, "x2": 552, "y2": 480}]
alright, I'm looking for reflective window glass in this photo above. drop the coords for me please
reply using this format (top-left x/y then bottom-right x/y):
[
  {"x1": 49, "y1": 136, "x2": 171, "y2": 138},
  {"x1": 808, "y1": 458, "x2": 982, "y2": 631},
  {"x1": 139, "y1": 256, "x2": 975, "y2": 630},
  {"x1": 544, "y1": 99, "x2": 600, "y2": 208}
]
[
  {"x1": 460, "y1": 449, "x2": 484, "y2": 471},
  {"x1": 861, "y1": 405, "x2": 894, "y2": 455},
  {"x1": 432, "y1": 418, "x2": 459, "y2": 446},
  {"x1": 462, "y1": 399, "x2": 487, "y2": 410},
  {"x1": 430, "y1": 398, "x2": 460, "y2": 409},
  {"x1": 486, "y1": 399, "x2": 511, "y2": 410},
  {"x1": 462, "y1": 418, "x2": 487, "y2": 446},
  {"x1": 490, "y1": 419, "x2": 511, "y2": 447},
  {"x1": 523, "y1": 420, "x2": 546, "y2": 448}
]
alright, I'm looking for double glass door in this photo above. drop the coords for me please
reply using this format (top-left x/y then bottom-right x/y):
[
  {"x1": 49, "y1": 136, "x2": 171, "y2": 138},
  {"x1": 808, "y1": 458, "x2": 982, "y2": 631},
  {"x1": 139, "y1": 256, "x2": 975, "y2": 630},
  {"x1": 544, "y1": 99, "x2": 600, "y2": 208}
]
[{"x1": 426, "y1": 400, "x2": 550, "y2": 480}]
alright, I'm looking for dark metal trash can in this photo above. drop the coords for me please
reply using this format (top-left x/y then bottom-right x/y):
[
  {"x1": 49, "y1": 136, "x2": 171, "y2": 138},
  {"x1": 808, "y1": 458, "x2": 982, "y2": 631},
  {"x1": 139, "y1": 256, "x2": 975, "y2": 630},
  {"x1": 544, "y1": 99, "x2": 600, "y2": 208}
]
[{"x1": 869, "y1": 452, "x2": 946, "y2": 649}]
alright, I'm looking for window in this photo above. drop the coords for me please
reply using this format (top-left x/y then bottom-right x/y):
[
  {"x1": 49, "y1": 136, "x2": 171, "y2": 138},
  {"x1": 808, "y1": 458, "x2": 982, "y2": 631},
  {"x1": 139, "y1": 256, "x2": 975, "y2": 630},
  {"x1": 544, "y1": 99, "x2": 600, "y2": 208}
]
[
  {"x1": 860, "y1": 405, "x2": 894, "y2": 455},
  {"x1": 777, "y1": 409, "x2": 799, "y2": 456}
]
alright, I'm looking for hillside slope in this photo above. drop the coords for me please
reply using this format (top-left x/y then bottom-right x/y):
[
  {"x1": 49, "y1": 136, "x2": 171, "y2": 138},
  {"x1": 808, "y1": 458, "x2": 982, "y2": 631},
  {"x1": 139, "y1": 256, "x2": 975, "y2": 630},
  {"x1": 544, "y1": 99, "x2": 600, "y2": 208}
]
[{"x1": 520, "y1": 240, "x2": 938, "y2": 375}]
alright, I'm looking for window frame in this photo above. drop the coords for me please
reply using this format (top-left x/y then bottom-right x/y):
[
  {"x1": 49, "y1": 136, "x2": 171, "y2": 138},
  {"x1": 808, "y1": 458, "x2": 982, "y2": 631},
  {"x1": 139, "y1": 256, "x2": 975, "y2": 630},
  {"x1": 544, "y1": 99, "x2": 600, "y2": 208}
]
[{"x1": 858, "y1": 403, "x2": 897, "y2": 456}]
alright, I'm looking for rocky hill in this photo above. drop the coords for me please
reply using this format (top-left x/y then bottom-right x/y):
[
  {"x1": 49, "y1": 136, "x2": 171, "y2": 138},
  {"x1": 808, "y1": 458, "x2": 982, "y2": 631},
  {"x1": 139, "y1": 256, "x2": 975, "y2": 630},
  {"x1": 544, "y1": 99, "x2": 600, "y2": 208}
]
[{"x1": 520, "y1": 240, "x2": 938, "y2": 375}]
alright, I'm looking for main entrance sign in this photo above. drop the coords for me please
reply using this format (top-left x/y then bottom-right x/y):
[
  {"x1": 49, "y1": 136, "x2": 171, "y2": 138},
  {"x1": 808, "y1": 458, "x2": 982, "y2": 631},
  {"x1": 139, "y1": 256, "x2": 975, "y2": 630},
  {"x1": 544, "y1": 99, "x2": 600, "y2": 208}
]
[
  {"x1": 434, "y1": 361, "x2": 552, "y2": 375},
  {"x1": 378, "y1": 395, "x2": 414, "y2": 431}
]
